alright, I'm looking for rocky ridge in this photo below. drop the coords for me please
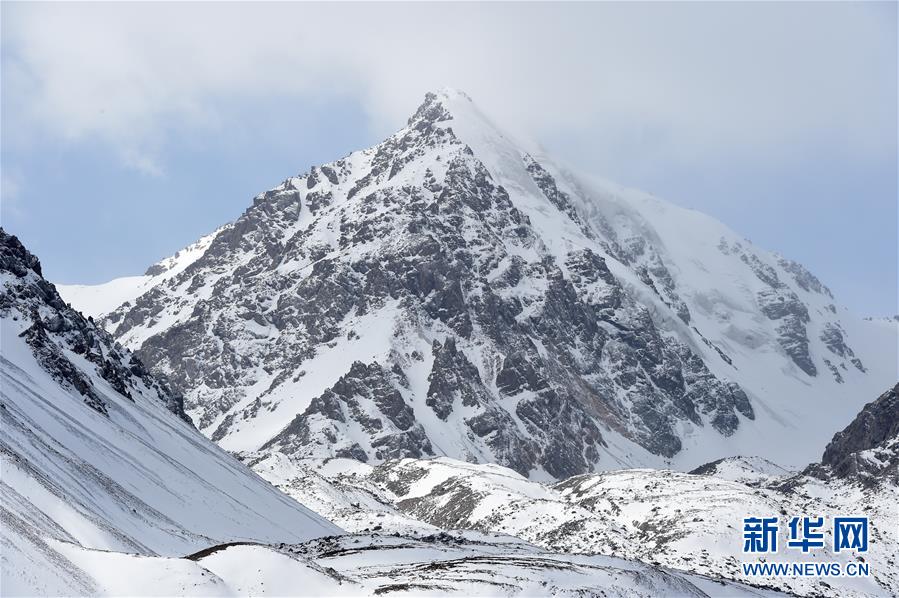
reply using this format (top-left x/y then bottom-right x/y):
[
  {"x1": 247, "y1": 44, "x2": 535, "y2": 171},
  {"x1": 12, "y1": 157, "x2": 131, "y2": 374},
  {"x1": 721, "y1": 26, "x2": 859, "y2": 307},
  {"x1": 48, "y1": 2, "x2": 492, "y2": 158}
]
[
  {"x1": 0, "y1": 228, "x2": 189, "y2": 421},
  {"x1": 807, "y1": 383, "x2": 899, "y2": 485}
]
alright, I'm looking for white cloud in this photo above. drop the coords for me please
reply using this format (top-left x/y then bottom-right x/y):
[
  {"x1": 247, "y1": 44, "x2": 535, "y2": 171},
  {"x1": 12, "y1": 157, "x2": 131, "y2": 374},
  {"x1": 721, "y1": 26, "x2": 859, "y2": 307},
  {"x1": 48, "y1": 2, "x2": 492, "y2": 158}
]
[
  {"x1": 122, "y1": 149, "x2": 164, "y2": 178},
  {"x1": 1, "y1": 2, "x2": 895, "y2": 175}
]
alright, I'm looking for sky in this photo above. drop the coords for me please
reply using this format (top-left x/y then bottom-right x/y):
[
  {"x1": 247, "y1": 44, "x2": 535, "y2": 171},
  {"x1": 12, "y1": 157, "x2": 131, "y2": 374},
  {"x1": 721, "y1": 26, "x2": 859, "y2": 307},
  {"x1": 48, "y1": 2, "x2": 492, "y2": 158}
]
[{"x1": 1, "y1": 2, "x2": 896, "y2": 316}]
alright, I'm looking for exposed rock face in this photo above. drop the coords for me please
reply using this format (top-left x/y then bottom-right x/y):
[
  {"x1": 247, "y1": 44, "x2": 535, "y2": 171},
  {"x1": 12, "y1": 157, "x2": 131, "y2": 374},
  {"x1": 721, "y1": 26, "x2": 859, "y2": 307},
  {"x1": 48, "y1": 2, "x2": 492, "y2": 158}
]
[
  {"x1": 717, "y1": 238, "x2": 852, "y2": 379},
  {"x1": 820, "y1": 323, "x2": 866, "y2": 373},
  {"x1": 262, "y1": 361, "x2": 432, "y2": 462},
  {"x1": 85, "y1": 89, "x2": 886, "y2": 478},
  {"x1": 0, "y1": 229, "x2": 189, "y2": 421},
  {"x1": 756, "y1": 288, "x2": 816, "y2": 376},
  {"x1": 813, "y1": 383, "x2": 899, "y2": 485},
  {"x1": 777, "y1": 255, "x2": 832, "y2": 297}
]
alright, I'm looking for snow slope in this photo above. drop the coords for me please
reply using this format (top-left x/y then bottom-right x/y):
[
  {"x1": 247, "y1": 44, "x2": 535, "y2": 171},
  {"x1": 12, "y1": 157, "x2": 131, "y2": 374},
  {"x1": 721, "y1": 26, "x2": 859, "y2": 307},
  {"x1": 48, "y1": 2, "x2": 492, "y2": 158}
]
[
  {"x1": 0, "y1": 229, "x2": 339, "y2": 596},
  {"x1": 57, "y1": 225, "x2": 228, "y2": 319},
  {"x1": 26, "y1": 532, "x2": 786, "y2": 597},
  {"x1": 245, "y1": 384, "x2": 899, "y2": 597},
  {"x1": 252, "y1": 453, "x2": 897, "y2": 598}
]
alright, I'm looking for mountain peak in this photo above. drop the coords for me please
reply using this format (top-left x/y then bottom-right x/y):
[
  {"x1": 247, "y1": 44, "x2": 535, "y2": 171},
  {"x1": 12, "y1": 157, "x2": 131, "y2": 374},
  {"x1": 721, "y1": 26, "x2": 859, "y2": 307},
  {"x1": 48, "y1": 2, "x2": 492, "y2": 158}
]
[
  {"x1": 433, "y1": 86, "x2": 474, "y2": 103},
  {"x1": 61, "y1": 88, "x2": 897, "y2": 479},
  {"x1": 407, "y1": 87, "x2": 474, "y2": 127}
]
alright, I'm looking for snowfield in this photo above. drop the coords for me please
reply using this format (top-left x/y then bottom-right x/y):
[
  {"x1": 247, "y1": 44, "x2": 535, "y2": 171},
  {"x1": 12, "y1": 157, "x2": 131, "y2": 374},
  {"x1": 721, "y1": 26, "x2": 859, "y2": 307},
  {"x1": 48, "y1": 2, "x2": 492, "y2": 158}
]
[
  {"x1": 251, "y1": 453, "x2": 898, "y2": 598},
  {"x1": 18, "y1": 533, "x2": 789, "y2": 597}
]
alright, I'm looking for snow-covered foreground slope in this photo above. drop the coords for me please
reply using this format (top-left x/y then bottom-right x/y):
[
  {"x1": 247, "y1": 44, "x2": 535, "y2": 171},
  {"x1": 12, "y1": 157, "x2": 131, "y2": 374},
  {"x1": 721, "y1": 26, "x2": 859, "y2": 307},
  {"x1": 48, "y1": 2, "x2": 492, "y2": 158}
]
[
  {"x1": 252, "y1": 388, "x2": 899, "y2": 598},
  {"x1": 252, "y1": 452, "x2": 897, "y2": 598},
  {"x1": 60, "y1": 89, "x2": 897, "y2": 479},
  {"x1": 0, "y1": 229, "x2": 339, "y2": 596},
  {"x1": 32, "y1": 532, "x2": 786, "y2": 597}
]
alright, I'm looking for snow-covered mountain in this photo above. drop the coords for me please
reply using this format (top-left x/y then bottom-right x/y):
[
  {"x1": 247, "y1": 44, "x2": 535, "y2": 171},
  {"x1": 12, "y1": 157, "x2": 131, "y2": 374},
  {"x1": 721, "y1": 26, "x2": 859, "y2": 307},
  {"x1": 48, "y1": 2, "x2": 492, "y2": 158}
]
[
  {"x1": 0, "y1": 229, "x2": 340, "y2": 595},
  {"x1": 58, "y1": 88, "x2": 897, "y2": 478}
]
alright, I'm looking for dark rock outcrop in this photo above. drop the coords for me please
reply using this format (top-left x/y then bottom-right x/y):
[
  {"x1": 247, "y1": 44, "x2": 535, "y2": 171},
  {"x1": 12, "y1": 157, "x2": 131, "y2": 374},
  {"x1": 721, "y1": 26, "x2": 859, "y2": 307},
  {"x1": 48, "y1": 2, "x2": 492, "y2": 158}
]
[
  {"x1": 263, "y1": 361, "x2": 432, "y2": 462},
  {"x1": 806, "y1": 383, "x2": 899, "y2": 486},
  {"x1": 0, "y1": 228, "x2": 190, "y2": 422}
]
